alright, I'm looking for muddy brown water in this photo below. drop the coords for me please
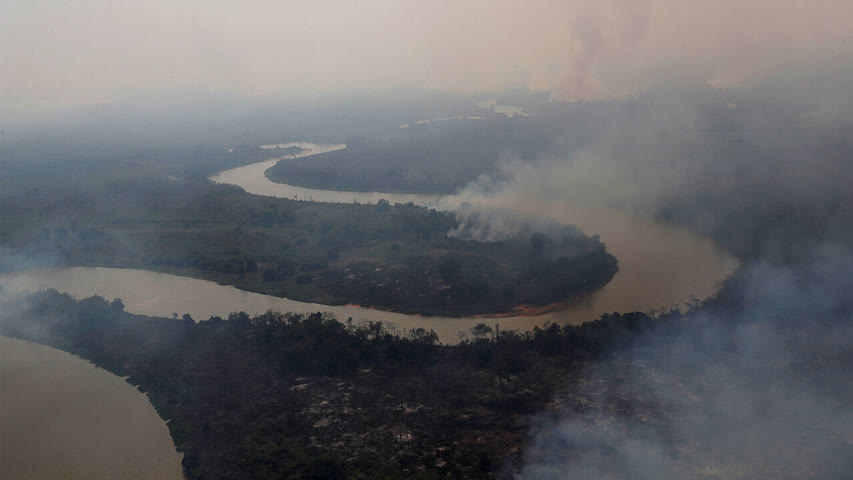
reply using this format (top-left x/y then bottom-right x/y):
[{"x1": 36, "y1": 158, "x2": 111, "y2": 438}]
[{"x1": 0, "y1": 336, "x2": 184, "y2": 480}]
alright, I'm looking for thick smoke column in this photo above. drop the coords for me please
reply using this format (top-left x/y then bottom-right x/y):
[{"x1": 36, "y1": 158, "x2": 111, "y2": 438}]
[{"x1": 550, "y1": 0, "x2": 651, "y2": 102}]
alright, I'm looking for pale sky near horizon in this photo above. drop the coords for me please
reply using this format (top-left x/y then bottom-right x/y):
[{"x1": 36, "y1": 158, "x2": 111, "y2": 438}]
[{"x1": 2, "y1": 0, "x2": 851, "y2": 122}]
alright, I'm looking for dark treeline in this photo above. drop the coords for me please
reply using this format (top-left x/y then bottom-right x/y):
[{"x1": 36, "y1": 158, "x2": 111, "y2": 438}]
[
  {"x1": 0, "y1": 89, "x2": 506, "y2": 177},
  {"x1": 265, "y1": 114, "x2": 588, "y2": 194},
  {"x1": 0, "y1": 142, "x2": 274, "y2": 186},
  {"x1": 1, "y1": 288, "x2": 680, "y2": 480}
]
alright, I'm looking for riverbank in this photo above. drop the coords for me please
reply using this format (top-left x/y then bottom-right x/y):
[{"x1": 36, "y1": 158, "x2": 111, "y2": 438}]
[{"x1": 0, "y1": 266, "x2": 614, "y2": 344}]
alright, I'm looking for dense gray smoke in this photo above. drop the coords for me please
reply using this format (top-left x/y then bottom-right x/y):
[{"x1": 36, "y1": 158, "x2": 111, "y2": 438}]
[{"x1": 519, "y1": 245, "x2": 853, "y2": 478}]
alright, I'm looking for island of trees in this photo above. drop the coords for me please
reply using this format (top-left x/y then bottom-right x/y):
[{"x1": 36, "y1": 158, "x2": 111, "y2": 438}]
[{"x1": 1, "y1": 173, "x2": 617, "y2": 316}]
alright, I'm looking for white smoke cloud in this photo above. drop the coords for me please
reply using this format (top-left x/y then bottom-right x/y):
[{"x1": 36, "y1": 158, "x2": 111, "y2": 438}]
[{"x1": 448, "y1": 202, "x2": 583, "y2": 242}]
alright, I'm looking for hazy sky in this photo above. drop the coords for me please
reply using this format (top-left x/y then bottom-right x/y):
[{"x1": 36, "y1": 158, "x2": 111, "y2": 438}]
[{"x1": 2, "y1": 0, "x2": 851, "y2": 121}]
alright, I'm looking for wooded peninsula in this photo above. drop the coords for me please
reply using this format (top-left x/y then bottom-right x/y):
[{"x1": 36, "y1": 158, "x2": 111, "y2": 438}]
[{"x1": 1, "y1": 173, "x2": 617, "y2": 316}]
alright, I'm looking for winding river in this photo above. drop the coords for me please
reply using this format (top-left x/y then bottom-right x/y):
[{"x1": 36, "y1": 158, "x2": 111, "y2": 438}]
[
  {"x1": 0, "y1": 142, "x2": 738, "y2": 478},
  {"x1": 207, "y1": 142, "x2": 739, "y2": 340},
  {"x1": 3, "y1": 142, "x2": 739, "y2": 344}
]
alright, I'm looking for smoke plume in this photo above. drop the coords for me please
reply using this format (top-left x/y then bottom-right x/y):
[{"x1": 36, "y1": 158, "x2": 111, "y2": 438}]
[{"x1": 448, "y1": 203, "x2": 583, "y2": 242}]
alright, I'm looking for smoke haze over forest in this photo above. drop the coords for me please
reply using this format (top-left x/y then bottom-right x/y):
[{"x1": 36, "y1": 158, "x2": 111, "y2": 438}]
[
  {"x1": 3, "y1": 0, "x2": 852, "y2": 122},
  {"x1": 2, "y1": 1, "x2": 853, "y2": 478}
]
